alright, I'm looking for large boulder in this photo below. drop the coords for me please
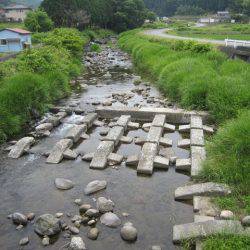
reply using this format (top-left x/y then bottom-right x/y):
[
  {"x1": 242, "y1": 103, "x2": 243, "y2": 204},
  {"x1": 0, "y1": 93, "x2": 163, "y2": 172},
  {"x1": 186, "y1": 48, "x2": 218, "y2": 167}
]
[
  {"x1": 54, "y1": 178, "x2": 74, "y2": 190},
  {"x1": 69, "y1": 237, "x2": 86, "y2": 250},
  {"x1": 34, "y1": 214, "x2": 61, "y2": 236},
  {"x1": 96, "y1": 197, "x2": 114, "y2": 213},
  {"x1": 100, "y1": 212, "x2": 121, "y2": 228}
]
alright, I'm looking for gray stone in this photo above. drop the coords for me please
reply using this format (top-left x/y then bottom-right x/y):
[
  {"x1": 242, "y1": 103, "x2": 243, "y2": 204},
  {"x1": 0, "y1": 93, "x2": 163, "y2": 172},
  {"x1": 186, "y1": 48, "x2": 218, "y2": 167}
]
[
  {"x1": 176, "y1": 158, "x2": 191, "y2": 171},
  {"x1": 152, "y1": 246, "x2": 162, "y2": 250},
  {"x1": 175, "y1": 182, "x2": 231, "y2": 200},
  {"x1": 146, "y1": 126, "x2": 163, "y2": 143},
  {"x1": 191, "y1": 129, "x2": 204, "y2": 147},
  {"x1": 142, "y1": 123, "x2": 151, "y2": 131},
  {"x1": 120, "y1": 222, "x2": 137, "y2": 242},
  {"x1": 80, "y1": 133, "x2": 90, "y2": 140},
  {"x1": 35, "y1": 123, "x2": 53, "y2": 132},
  {"x1": 16, "y1": 225, "x2": 24, "y2": 230},
  {"x1": 193, "y1": 196, "x2": 218, "y2": 216},
  {"x1": 47, "y1": 116, "x2": 60, "y2": 127},
  {"x1": 191, "y1": 115, "x2": 203, "y2": 129},
  {"x1": 19, "y1": 237, "x2": 29, "y2": 246},
  {"x1": 177, "y1": 139, "x2": 190, "y2": 149},
  {"x1": 90, "y1": 141, "x2": 115, "y2": 169},
  {"x1": 84, "y1": 180, "x2": 107, "y2": 195},
  {"x1": 191, "y1": 146, "x2": 206, "y2": 177},
  {"x1": 74, "y1": 199, "x2": 82, "y2": 206},
  {"x1": 42, "y1": 236, "x2": 50, "y2": 246},
  {"x1": 203, "y1": 125, "x2": 214, "y2": 134},
  {"x1": 79, "y1": 204, "x2": 92, "y2": 214},
  {"x1": 159, "y1": 137, "x2": 172, "y2": 147},
  {"x1": 178, "y1": 124, "x2": 190, "y2": 133},
  {"x1": 82, "y1": 113, "x2": 97, "y2": 128},
  {"x1": 82, "y1": 152, "x2": 94, "y2": 162},
  {"x1": 69, "y1": 226, "x2": 79, "y2": 234},
  {"x1": 34, "y1": 214, "x2": 61, "y2": 236},
  {"x1": 120, "y1": 136, "x2": 133, "y2": 144},
  {"x1": 97, "y1": 197, "x2": 114, "y2": 213},
  {"x1": 105, "y1": 126, "x2": 124, "y2": 146},
  {"x1": 12, "y1": 213, "x2": 28, "y2": 225},
  {"x1": 100, "y1": 212, "x2": 121, "y2": 228},
  {"x1": 108, "y1": 153, "x2": 123, "y2": 166},
  {"x1": 116, "y1": 115, "x2": 131, "y2": 129},
  {"x1": 128, "y1": 122, "x2": 140, "y2": 129},
  {"x1": 8, "y1": 137, "x2": 35, "y2": 159},
  {"x1": 99, "y1": 127, "x2": 109, "y2": 136},
  {"x1": 46, "y1": 139, "x2": 73, "y2": 164},
  {"x1": 65, "y1": 124, "x2": 87, "y2": 143},
  {"x1": 63, "y1": 149, "x2": 78, "y2": 160},
  {"x1": 71, "y1": 215, "x2": 82, "y2": 223},
  {"x1": 134, "y1": 137, "x2": 146, "y2": 145},
  {"x1": 27, "y1": 213, "x2": 35, "y2": 221},
  {"x1": 85, "y1": 209, "x2": 99, "y2": 218},
  {"x1": 69, "y1": 237, "x2": 86, "y2": 250},
  {"x1": 220, "y1": 210, "x2": 234, "y2": 220},
  {"x1": 154, "y1": 156, "x2": 169, "y2": 169},
  {"x1": 55, "y1": 212, "x2": 63, "y2": 218},
  {"x1": 87, "y1": 228, "x2": 99, "y2": 240},
  {"x1": 93, "y1": 120, "x2": 105, "y2": 127},
  {"x1": 151, "y1": 114, "x2": 166, "y2": 127},
  {"x1": 194, "y1": 215, "x2": 215, "y2": 222},
  {"x1": 164, "y1": 123, "x2": 175, "y2": 132},
  {"x1": 126, "y1": 155, "x2": 139, "y2": 167},
  {"x1": 242, "y1": 216, "x2": 250, "y2": 227},
  {"x1": 173, "y1": 220, "x2": 248, "y2": 243},
  {"x1": 137, "y1": 142, "x2": 158, "y2": 175},
  {"x1": 55, "y1": 178, "x2": 74, "y2": 190}
]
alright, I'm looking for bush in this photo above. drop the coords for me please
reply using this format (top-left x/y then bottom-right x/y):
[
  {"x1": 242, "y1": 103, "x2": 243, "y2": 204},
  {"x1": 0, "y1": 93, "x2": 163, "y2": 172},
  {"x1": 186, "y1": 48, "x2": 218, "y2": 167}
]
[{"x1": 90, "y1": 44, "x2": 101, "y2": 53}]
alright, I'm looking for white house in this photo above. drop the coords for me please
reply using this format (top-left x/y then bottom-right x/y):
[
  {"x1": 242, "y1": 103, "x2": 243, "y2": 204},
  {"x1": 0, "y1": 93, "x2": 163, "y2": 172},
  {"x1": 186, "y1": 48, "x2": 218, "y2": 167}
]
[{"x1": 0, "y1": 28, "x2": 31, "y2": 53}]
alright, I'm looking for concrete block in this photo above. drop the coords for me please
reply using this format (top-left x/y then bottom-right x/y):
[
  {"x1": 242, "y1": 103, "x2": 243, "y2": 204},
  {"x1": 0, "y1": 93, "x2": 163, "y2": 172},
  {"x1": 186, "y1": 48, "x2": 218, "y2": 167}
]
[
  {"x1": 64, "y1": 124, "x2": 87, "y2": 143},
  {"x1": 128, "y1": 122, "x2": 140, "y2": 129},
  {"x1": 146, "y1": 126, "x2": 163, "y2": 143},
  {"x1": 159, "y1": 137, "x2": 173, "y2": 147},
  {"x1": 105, "y1": 126, "x2": 124, "y2": 146},
  {"x1": 82, "y1": 113, "x2": 97, "y2": 127},
  {"x1": 177, "y1": 139, "x2": 190, "y2": 149},
  {"x1": 178, "y1": 124, "x2": 190, "y2": 133},
  {"x1": 152, "y1": 114, "x2": 166, "y2": 127},
  {"x1": 116, "y1": 115, "x2": 131, "y2": 129},
  {"x1": 164, "y1": 123, "x2": 176, "y2": 132},
  {"x1": 120, "y1": 136, "x2": 133, "y2": 144},
  {"x1": 191, "y1": 146, "x2": 206, "y2": 177},
  {"x1": 191, "y1": 115, "x2": 203, "y2": 129},
  {"x1": 154, "y1": 156, "x2": 169, "y2": 169},
  {"x1": 193, "y1": 196, "x2": 218, "y2": 216},
  {"x1": 203, "y1": 125, "x2": 214, "y2": 134},
  {"x1": 176, "y1": 158, "x2": 191, "y2": 171},
  {"x1": 126, "y1": 155, "x2": 139, "y2": 167},
  {"x1": 191, "y1": 129, "x2": 204, "y2": 147}
]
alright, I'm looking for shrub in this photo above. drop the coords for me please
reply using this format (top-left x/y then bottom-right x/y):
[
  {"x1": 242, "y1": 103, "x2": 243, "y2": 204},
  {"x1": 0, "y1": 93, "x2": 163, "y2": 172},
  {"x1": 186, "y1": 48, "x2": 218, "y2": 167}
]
[{"x1": 90, "y1": 44, "x2": 101, "y2": 53}]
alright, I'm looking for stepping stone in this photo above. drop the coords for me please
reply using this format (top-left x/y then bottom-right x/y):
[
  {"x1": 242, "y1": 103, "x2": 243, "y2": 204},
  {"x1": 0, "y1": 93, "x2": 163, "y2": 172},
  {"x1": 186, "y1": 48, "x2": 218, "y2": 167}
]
[
  {"x1": 191, "y1": 129, "x2": 204, "y2": 147},
  {"x1": 191, "y1": 146, "x2": 206, "y2": 177},
  {"x1": 65, "y1": 124, "x2": 87, "y2": 143},
  {"x1": 137, "y1": 142, "x2": 158, "y2": 175},
  {"x1": 203, "y1": 125, "x2": 214, "y2": 134},
  {"x1": 100, "y1": 212, "x2": 121, "y2": 228},
  {"x1": 8, "y1": 137, "x2": 35, "y2": 159},
  {"x1": 146, "y1": 126, "x2": 163, "y2": 143},
  {"x1": 116, "y1": 115, "x2": 131, "y2": 129},
  {"x1": 178, "y1": 124, "x2": 190, "y2": 133},
  {"x1": 90, "y1": 141, "x2": 115, "y2": 169},
  {"x1": 126, "y1": 155, "x2": 139, "y2": 167},
  {"x1": 47, "y1": 116, "x2": 61, "y2": 127},
  {"x1": 191, "y1": 115, "x2": 203, "y2": 129},
  {"x1": 35, "y1": 123, "x2": 53, "y2": 132},
  {"x1": 142, "y1": 123, "x2": 151, "y2": 131},
  {"x1": 177, "y1": 139, "x2": 190, "y2": 149},
  {"x1": 82, "y1": 113, "x2": 97, "y2": 127},
  {"x1": 108, "y1": 153, "x2": 123, "y2": 165},
  {"x1": 120, "y1": 136, "x2": 133, "y2": 144},
  {"x1": 93, "y1": 120, "x2": 105, "y2": 127},
  {"x1": 175, "y1": 182, "x2": 231, "y2": 200},
  {"x1": 173, "y1": 220, "x2": 248, "y2": 244},
  {"x1": 193, "y1": 196, "x2": 218, "y2": 216},
  {"x1": 152, "y1": 114, "x2": 166, "y2": 127},
  {"x1": 164, "y1": 123, "x2": 175, "y2": 132},
  {"x1": 176, "y1": 158, "x2": 191, "y2": 171},
  {"x1": 134, "y1": 137, "x2": 146, "y2": 145},
  {"x1": 105, "y1": 126, "x2": 124, "y2": 146},
  {"x1": 154, "y1": 156, "x2": 169, "y2": 169},
  {"x1": 194, "y1": 215, "x2": 215, "y2": 223},
  {"x1": 46, "y1": 139, "x2": 73, "y2": 164},
  {"x1": 84, "y1": 180, "x2": 107, "y2": 195},
  {"x1": 63, "y1": 149, "x2": 78, "y2": 160},
  {"x1": 55, "y1": 178, "x2": 74, "y2": 190},
  {"x1": 128, "y1": 122, "x2": 140, "y2": 129},
  {"x1": 81, "y1": 133, "x2": 90, "y2": 140},
  {"x1": 82, "y1": 152, "x2": 94, "y2": 162},
  {"x1": 159, "y1": 137, "x2": 172, "y2": 147}
]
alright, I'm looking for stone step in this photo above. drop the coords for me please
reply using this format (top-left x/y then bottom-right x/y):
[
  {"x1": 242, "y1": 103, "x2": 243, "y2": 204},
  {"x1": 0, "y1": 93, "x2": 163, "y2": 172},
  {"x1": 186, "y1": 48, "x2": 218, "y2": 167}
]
[
  {"x1": 203, "y1": 125, "x2": 214, "y2": 134},
  {"x1": 178, "y1": 124, "x2": 190, "y2": 133},
  {"x1": 127, "y1": 121, "x2": 140, "y2": 129},
  {"x1": 159, "y1": 137, "x2": 173, "y2": 147},
  {"x1": 104, "y1": 126, "x2": 124, "y2": 146},
  {"x1": 173, "y1": 220, "x2": 248, "y2": 244},
  {"x1": 120, "y1": 136, "x2": 133, "y2": 144},
  {"x1": 175, "y1": 182, "x2": 231, "y2": 200},
  {"x1": 116, "y1": 115, "x2": 131, "y2": 129},
  {"x1": 64, "y1": 124, "x2": 87, "y2": 143},
  {"x1": 137, "y1": 142, "x2": 158, "y2": 175},
  {"x1": 82, "y1": 113, "x2": 97, "y2": 127},
  {"x1": 151, "y1": 114, "x2": 166, "y2": 127},
  {"x1": 8, "y1": 137, "x2": 35, "y2": 159},
  {"x1": 193, "y1": 196, "x2": 218, "y2": 216},
  {"x1": 164, "y1": 123, "x2": 176, "y2": 132},
  {"x1": 177, "y1": 139, "x2": 190, "y2": 149},
  {"x1": 46, "y1": 139, "x2": 73, "y2": 164},
  {"x1": 194, "y1": 215, "x2": 215, "y2": 223},
  {"x1": 153, "y1": 156, "x2": 169, "y2": 169},
  {"x1": 191, "y1": 129, "x2": 204, "y2": 147},
  {"x1": 191, "y1": 115, "x2": 203, "y2": 129},
  {"x1": 126, "y1": 155, "x2": 139, "y2": 167},
  {"x1": 176, "y1": 158, "x2": 191, "y2": 171},
  {"x1": 90, "y1": 141, "x2": 115, "y2": 169},
  {"x1": 191, "y1": 146, "x2": 206, "y2": 177},
  {"x1": 146, "y1": 126, "x2": 163, "y2": 143}
]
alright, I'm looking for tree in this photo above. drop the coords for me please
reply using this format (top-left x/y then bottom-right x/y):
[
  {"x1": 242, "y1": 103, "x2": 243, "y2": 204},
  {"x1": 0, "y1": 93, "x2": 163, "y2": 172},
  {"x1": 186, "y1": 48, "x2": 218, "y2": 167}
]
[{"x1": 24, "y1": 9, "x2": 53, "y2": 32}]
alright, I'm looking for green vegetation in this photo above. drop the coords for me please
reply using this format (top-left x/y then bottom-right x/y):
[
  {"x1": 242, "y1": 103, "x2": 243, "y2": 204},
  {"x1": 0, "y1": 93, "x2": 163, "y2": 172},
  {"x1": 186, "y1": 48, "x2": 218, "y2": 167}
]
[
  {"x1": 90, "y1": 44, "x2": 101, "y2": 53},
  {"x1": 24, "y1": 9, "x2": 53, "y2": 32},
  {"x1": 169, "y1": 23, "x2": 250, "y2": 41},
  {"x1": 0, "y1": 22, "x2": 25, "y2": 30}
]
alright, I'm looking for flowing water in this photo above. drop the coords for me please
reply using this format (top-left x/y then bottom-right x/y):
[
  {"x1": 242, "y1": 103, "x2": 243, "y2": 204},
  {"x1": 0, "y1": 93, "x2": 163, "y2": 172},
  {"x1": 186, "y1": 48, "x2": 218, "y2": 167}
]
[{"x1": 0, "y1": 40, "x2": 193, "y2": 250}]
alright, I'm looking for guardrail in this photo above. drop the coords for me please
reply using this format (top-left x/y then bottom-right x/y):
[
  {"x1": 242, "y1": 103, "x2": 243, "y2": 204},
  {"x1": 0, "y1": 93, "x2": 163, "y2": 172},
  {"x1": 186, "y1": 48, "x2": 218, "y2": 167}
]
[{"x1": 225, "y1": 39, "x2": 250, "y2": 48}]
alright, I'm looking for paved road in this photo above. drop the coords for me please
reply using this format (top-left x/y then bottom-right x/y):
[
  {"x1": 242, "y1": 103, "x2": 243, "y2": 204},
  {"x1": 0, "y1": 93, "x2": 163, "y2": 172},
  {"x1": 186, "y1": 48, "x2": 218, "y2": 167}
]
[{"x1": 144, "y1": 28, "x2": 225, "y2": 46}]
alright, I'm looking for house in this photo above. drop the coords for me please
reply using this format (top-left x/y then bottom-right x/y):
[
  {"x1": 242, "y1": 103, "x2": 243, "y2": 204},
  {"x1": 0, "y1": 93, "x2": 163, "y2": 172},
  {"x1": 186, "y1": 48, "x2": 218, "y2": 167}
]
[
  {"x1": 217, "y1": 11, "x2": 231, "y2": 22},
  {"x1": 0, "y1": 28, "x2": 31, "y2": 53},
  {"x1": 3, "y1": 4, "x2": 32, "y2": 22}
]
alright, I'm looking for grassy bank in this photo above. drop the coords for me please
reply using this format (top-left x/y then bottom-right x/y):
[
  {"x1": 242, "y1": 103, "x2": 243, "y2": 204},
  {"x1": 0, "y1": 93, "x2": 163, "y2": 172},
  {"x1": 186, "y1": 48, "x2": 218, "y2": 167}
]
[
  {"x1": 118, "y1": 30, "x2": 250, "y2": 249},
  {"x1": 0, "y1": 28, "x2": 113, "y2": 142}
]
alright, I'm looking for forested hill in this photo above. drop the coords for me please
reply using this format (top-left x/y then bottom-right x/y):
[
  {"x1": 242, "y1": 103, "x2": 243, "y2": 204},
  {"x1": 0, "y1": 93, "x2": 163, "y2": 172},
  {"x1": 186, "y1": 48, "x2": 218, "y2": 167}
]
[
  {"x1": 0, "y1": 0, "x2": 42, "y2": 8},
  {"x1": 143, "y1": 0, "x2": 249, "y2": 16}
]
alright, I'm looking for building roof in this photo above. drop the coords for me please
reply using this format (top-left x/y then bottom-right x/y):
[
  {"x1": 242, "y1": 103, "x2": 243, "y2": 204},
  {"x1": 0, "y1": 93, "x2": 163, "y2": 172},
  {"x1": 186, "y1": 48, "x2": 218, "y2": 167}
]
[
  {"x1": 3, "y1": 4, "x2": 32, "y2": 10},
  {"x1": 0, "y1": 28, "x2": 31, "y2": 35}
]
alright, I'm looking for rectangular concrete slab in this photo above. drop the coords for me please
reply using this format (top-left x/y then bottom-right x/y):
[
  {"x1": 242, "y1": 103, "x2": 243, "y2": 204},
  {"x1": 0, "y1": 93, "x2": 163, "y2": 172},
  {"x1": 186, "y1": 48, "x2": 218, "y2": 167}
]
[
  {"x1": 159, "y1": 137, "x2": 173, "y2": 147},
  {"x1": 146, "y1": 126, "x2": 163, "y2": 143},
  {"x1": 194, "y1": 215, "x2": 215, "y2": 223},
  {"x1": 116, "y1": 115, "x2": 131, "y2": 129},
  {"x1": 191, "y1": 129, "x2": 204, "y2": 147},
  {"x1": 82, "y1": 113, "x2": 97, "y2": 127},
  {"x1": 137, "y1": 142, "x2": 158, "y2": 175},
  {"x1": 152, "y1": 114, "x2": 166, "y2": 127},
  {"x1": 127, "y1": 121, "x2": 140, "y2": 129},
  {"x1": 176, "y1": 158, "x2": 191, "y2": 171},
  {"x1": 193, "y1": 196, "x2": 218, "y2": 216},
  {"x1": 90, "y1": 141, "x2": 115, "y2": 169},
  {"x1": 64, "y1": 124, "x2": 87, "y2": 143},
  {"x1": 105, "y1": 126, "x2": 124, "y2": 146},
  {"x1": 191, "y1": 115, "x2": 203, "y2": 129},
  {"x1": 177, "y1": 139, "x2": 190, "y2": 149},
  {"x1": 46, "y1": 139, "x2": 73, "y2": 164},
  {"x1": 164, "y1": 123, "x2": 176, "y2": 132},
  {"x1": 8, "y1": 137, "x2": 35, "y2": 159},
  {"x1": 191, "y1": 146, "x2": 206, "y2": 177},
  {"x1": 175, "y1": 182, "x2": 231, "y2": 200},
  {"x1": 154, "y1": 156, "x2": 169, "y2": 169},
  {"x1": 173, "y1": 220, "x2": 248, "y2": 243},
  {"x1": 178, "y1": 124, "x2": 190, "y2": 133},
  {"x1": 203, "y1": 125, "x2": 214, "y2": 134}
]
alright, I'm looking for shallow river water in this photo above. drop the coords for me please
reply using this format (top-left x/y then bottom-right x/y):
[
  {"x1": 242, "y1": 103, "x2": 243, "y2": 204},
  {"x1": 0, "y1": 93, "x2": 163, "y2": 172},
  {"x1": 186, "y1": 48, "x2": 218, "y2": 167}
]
[{"x1": 0, "y1": 41, "x2": 193, "y2": 250}]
